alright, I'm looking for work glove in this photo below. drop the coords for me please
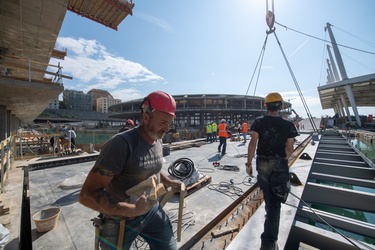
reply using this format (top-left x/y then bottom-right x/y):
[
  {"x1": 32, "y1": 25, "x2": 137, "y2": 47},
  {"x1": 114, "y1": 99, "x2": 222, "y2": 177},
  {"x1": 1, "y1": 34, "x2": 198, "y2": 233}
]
[{"x1": 245, "y1": 163, "x2": 253, "y2": 177}]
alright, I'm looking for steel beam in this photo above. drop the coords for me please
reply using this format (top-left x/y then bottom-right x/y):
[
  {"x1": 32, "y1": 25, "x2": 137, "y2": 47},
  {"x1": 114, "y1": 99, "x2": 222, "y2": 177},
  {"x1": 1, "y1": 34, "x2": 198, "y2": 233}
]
[{"x1": 302, "y1": 182, "x2": 375, "y2": 213}]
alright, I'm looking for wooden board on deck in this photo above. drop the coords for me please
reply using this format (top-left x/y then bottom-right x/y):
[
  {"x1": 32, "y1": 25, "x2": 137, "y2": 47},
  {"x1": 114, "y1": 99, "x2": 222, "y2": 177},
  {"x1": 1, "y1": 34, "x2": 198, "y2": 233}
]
[{"x1": 183, "y1": 175, "x2": 212, "y2": 196}]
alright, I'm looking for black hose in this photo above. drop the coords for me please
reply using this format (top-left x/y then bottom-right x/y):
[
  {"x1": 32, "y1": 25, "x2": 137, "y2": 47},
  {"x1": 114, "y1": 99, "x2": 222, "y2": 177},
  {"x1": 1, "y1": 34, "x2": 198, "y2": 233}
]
[{"x1": 168, "y1": 158, "x2": 196, "y2": 180}]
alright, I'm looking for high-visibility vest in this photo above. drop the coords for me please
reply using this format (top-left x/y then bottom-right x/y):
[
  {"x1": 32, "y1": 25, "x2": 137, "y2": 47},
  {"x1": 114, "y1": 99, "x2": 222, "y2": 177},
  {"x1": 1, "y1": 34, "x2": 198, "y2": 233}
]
[
  {"x1": 211, "y1": 123, "x2": 217, "y2": 132},
  {"x1": 218, "y1": 123, "x2": 229, "y2": 137},
  {"x1": 206, "y1": 124, "x2": 212, "y2": 133},
  {"x1": 242, "y1": 123, "x2": 248, "y2": 132}
]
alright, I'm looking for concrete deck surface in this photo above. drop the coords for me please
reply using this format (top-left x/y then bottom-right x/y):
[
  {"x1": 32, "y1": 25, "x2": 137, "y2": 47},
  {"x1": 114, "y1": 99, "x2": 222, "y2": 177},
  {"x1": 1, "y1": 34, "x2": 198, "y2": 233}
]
[
  {"x1": 26, "y1": 132, "x2": 311, "y2": 249},
  {"x1": 1, "y1": 118, "x2": 319, "y2": 249}
]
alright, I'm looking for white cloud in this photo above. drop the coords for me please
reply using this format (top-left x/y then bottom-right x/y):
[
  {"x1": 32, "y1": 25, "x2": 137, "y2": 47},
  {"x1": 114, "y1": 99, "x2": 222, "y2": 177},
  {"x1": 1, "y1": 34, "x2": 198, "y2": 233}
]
[
  {"x1": 135, "y1": 12, "x2": 173, "y2": 32},
  {"x1": 50, "y1": 37, "x2": 164, "y2": 92},
  {"x1": 112, "y1": 88, "x2": 142, "y2": 102}
]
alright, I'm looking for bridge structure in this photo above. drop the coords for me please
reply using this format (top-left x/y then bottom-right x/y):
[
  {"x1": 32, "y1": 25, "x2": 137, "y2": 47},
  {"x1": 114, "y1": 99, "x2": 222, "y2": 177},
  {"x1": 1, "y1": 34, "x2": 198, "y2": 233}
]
[{"x1": 318, "y1": 23, "x2": 375, "y2": 127}]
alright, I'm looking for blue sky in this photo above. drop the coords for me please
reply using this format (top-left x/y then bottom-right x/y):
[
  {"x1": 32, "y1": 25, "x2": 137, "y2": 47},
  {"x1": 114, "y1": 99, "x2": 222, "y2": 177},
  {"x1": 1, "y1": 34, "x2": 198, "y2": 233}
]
[{"x1": 49, "y1": 0, "x2": 375, "y2": 118}]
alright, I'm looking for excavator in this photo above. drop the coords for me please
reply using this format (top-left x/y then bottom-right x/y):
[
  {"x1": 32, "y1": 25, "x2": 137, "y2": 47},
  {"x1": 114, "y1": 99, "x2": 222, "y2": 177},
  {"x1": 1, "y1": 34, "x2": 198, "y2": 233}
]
[{"x1": 291, "y1": 109, "x2": 303, "y2": 123}]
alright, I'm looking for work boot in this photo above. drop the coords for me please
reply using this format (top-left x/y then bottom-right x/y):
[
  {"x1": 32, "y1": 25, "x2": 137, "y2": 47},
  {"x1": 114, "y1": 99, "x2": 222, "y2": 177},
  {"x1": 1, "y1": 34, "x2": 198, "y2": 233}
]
[{"x1": 260, "y1": 242, "x2": 278, "y2": 250}]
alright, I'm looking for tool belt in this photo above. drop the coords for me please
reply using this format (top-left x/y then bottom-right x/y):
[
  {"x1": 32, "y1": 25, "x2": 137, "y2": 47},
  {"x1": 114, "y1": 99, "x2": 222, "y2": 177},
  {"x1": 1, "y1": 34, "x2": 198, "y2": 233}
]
[
  {"x1": 257, "y1": 155, "x2": 287, "y2": 160},
  {"x1": 101, "y1": 213, "x2": 136, "y2": 221},
  {"x1": 92, "y1": 213, "x2": 132, "y2": 250}
]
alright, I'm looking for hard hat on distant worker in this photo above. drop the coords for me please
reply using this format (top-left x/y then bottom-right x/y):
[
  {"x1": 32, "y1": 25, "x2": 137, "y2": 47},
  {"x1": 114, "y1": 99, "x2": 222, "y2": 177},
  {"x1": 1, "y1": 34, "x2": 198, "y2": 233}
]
[
  {"x1": 142, "y1": 91, "x2": 176, "y2": 116},
  {"x1": 221, "y1": 119, "x2": 226, "y2": 123},
  {"x1": 264, "y1": 92, "x2": 283, "y2": 105},
  {"x1": 126, "y1": 119, "x2": 134, "y2": 127}
]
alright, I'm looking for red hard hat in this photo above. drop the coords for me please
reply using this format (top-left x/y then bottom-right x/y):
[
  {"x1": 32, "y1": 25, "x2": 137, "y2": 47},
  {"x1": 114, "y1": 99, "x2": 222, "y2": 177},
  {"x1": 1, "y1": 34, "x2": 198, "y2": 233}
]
[
  {"x1": 126, "y1": 119, "x2": 134, "y2": 127},
  {"x1": 143, "y1": 91, "x2": 176, "y2": 116}
]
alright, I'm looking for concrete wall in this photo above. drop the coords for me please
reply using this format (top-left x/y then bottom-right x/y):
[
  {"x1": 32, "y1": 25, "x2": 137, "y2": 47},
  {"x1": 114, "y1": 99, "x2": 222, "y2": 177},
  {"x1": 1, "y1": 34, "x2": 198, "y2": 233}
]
[{"x1": 0, "y1": 105, "x2": 22, "y2": 141}]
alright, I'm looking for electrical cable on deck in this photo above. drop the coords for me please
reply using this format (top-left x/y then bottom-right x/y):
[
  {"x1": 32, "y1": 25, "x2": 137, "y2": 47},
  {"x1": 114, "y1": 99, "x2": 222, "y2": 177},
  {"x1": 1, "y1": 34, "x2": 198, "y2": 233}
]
[
  {"x1": 168, "y1": 158, "x2": 196, "y2": 180},
  {"x1": 208, "y1": 181, "x2": 244, "y2": 199},
  {"x1": 217, "y1": 165, "x2": 240, "y2": 171}
]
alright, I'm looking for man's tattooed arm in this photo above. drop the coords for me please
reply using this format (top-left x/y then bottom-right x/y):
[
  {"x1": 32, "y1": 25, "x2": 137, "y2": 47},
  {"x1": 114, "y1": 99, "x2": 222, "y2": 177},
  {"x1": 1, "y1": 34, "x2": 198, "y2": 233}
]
[
  {"x1": 90, "y1": 166, "x2": 118, "y2": 209},
  {"x1": 94, "y1": 188, "x2": 119, "y2": 209},
  {"x1": 91, "y1": 166, "x2": 115, "y2": 177}
]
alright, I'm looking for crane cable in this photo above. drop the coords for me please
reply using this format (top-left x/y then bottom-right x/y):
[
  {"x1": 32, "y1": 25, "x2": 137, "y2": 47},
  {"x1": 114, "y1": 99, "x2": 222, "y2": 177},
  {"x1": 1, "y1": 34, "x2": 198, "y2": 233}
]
[
  {"x1": 245, "y1": 0, "x2": 319, "y2": 132},
  {"x1": 272, "y1": 30, "x2": 319, "y2": 133},
  {"x1": 245, "y1": 35, "x2": 269, "y2": 97},
  {"x1": 275, "y1": 21, "x2": 375, "y2": 56}
]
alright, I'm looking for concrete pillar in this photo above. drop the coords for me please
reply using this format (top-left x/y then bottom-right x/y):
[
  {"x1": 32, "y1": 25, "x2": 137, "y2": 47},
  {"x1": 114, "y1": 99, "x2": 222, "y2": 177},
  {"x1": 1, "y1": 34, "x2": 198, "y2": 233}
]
[
  {"x1": 0, "y1": 105, "x2": 7, "y2": 141},
  {"x1": 327, "y1": 60, "x2": 335, "y2": 83},
  {"x1": 340, "y1": 94, "x2": 352, "y2": 123},
  {"x1": 345, "y1": 85, "x2": 361, "y2": 127},
  {"x1": 337, "y1": 100, "x2": 344, "y2": 117},
  {"x1": 327, "y1": 45, "x2": 340, "y2": 82}
]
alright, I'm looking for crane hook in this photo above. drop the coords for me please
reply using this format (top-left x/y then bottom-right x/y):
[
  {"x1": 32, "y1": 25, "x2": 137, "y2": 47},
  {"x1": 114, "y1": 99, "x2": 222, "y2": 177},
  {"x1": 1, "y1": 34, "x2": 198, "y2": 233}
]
[{"x1": 266, "y1": 0, "x2": 275, "y2": 33}]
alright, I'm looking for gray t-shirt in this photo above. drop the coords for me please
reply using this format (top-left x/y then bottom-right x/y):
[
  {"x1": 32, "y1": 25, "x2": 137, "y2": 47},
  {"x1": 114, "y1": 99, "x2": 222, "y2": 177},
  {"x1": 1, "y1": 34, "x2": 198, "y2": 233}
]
[{"x1": 95, "y1": 128, "x2": 163, "y2": 202}]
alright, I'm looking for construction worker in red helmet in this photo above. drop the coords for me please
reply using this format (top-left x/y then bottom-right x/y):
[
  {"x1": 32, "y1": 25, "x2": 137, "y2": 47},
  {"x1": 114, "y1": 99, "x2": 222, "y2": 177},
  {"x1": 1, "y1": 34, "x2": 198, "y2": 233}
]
[
  {"x1": 80, "y1": 90, "x2": 181, "y2": 250},
  {"x1": 141, "y1": 90, "x2": 176, "y2": 117},
  {"x1": 119, "y1": 119, "x2": 135, "y2": 133}
]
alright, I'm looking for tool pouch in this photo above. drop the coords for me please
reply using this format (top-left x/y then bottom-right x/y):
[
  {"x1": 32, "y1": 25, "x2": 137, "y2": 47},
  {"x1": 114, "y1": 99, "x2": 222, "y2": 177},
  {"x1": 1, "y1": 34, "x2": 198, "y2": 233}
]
[
  {"x1": 91, "y1": 213, "x2": 104, "y2": 229},
  {"x1": 270, "y1": 171, "x2": 289, "y2": 203}
]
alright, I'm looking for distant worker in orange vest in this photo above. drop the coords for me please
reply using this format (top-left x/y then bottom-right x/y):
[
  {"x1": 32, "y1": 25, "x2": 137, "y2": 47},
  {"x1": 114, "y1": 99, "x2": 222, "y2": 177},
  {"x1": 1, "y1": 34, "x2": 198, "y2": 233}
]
[
  {"x1": 217, "y1": 119, "x2": 230, "y2": 156},
  {"x1": 295, "y1": 122, "x2": 300, "y2": 131},
  {"x1": 241, "y1": 121, "x2": 249, "y2": 143}
]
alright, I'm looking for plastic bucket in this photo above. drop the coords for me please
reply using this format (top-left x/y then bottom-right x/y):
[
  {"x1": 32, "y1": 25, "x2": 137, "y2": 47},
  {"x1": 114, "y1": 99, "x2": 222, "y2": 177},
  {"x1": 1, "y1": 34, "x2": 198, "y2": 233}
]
[{"x1": 32, "y1": 207, "x2": 61, "y2": 232}]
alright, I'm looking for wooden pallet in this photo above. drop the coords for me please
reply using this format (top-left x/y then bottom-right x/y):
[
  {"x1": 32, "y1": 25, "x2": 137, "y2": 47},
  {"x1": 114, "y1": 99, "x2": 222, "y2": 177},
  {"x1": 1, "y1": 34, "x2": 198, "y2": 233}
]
[
  {"x1": 169, "y1": 143, "x2": 204, "y2": 151},
  {"x1": 183, "y1": 175, "x2": 212, "y2": 196}
]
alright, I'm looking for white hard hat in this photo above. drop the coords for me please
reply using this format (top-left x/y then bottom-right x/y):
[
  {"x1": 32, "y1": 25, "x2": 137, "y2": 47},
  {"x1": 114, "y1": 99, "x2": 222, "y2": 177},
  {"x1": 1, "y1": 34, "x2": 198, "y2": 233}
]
[{"x1": 221, "y1": 119, "x2": 226, "y2": 123}]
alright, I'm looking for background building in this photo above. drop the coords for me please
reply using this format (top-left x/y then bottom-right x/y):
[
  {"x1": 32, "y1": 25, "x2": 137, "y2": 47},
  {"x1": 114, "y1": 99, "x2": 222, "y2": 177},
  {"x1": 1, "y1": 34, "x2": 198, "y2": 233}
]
[
  {"x1": 63, "y1": 89, "x2": 93, "y2": 111},
  {"x1": 109, "y1": 94, "x2": 293, "y2": 128},
  {"x1": 47, "y1": 97, "x2": 59, "y2": 109},
  {"x1": 96, "y1": 97, "x2": 122, "y2": 113},
  {"x1": 88, "y1": 89, "x2": 114, "y2": 111}
]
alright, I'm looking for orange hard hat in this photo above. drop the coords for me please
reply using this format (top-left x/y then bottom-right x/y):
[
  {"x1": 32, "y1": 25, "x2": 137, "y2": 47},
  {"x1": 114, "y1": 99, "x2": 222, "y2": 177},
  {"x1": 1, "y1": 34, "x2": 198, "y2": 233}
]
[{"x1": 143, "y1": 91, "x2": 176, "y2": 116}]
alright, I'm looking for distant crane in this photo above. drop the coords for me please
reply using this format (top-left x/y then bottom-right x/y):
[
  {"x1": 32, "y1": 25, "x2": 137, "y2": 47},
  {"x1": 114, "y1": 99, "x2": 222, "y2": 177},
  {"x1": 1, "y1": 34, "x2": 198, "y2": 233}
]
[{"x1": 291, "y1": 109, "x2": 303, "y2": 123}]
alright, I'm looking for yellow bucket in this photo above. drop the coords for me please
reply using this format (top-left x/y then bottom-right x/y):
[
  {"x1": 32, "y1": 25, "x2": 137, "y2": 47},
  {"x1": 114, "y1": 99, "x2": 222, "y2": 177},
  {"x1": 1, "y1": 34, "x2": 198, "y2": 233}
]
[{"x1": 32, "y1": 207, "x2": 61, "y2": 232}]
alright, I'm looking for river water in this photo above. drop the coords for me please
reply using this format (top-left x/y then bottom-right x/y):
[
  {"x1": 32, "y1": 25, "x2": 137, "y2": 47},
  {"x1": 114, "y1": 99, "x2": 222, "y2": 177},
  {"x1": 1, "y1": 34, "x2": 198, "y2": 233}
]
[
  {"x1": 75, "y1": 130, "x2": 117, "y2": 144},
  {"x1": 349, "y1": 138, "x2": 375, "y2": 163}
]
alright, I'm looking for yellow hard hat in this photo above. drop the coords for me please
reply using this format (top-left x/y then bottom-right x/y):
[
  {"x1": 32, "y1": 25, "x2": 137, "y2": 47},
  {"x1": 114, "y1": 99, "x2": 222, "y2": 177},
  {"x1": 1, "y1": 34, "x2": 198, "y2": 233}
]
[{"x1": 264, "y1": 92, "x2": 283, "y2": 105}]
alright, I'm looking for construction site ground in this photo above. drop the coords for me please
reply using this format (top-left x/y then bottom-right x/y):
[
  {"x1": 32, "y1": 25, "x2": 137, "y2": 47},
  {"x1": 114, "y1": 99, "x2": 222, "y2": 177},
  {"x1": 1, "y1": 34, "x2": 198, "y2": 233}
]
[{"x1": 1, "y1": 118, "x2": 320, "y2": 249}]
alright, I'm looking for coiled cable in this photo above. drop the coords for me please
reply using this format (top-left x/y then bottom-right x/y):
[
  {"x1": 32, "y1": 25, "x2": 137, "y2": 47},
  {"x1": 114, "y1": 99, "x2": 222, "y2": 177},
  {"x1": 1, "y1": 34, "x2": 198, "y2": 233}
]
[{"x1": 168, "y1": 158, "x2": 196, "y2": 180}]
